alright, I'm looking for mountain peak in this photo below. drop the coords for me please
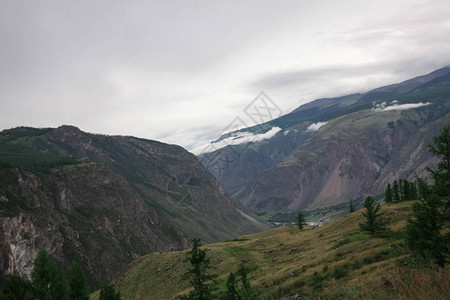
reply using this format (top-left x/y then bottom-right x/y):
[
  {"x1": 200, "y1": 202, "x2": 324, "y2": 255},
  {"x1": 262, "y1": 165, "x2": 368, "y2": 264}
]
[
  {"x1": 56, "y1": 124, "x2": 82, "y2": 132},
  {"x1": 50, "y1": 125, "x2": 84, "y2": 140}
]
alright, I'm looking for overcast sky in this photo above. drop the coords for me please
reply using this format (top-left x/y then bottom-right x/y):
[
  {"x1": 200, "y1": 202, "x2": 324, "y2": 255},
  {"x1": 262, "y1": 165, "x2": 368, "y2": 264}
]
[{"x1": 1, "y1": 0, "x2": 450, "y2": 151}]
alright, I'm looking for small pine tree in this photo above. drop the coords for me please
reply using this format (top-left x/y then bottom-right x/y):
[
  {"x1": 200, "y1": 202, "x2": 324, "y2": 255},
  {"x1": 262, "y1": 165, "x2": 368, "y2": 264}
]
[
  {"x1": 31, "y1": 249, "x2": 69, "y2": 300},
  {"x1": 385, "y1": 183, "x2": 393, "y2": 203},
  {"x1": 180, "y1": 238, "x2": 217, "y2": 300},
  {"x1": 403, "y1": 179, "x2": 411, "y2": 201},
  {"x1": 99, "y1": 282, "x2": 122, "y2": 300},
  {"x1": 68, "y1": 261, "x2": 90, "y2": 300},
  {"x1": 297, "y1": 212, "x2": 306, "y2": 230},
  {"x1": 349, "y1": 199, "x2": 355, "y2": 213},
  {"x1": 359, "y1": 196, "x2": 386, "y2": 237},
  {"x1": 392, "y1": 180, "x2": 400, "y2": 202},
  {"x1": 225, "y1": 272, "x2": 239, "y2": 300},
  {"x1": 237, "y1": 264, "x2": 258, "y2": 300}
]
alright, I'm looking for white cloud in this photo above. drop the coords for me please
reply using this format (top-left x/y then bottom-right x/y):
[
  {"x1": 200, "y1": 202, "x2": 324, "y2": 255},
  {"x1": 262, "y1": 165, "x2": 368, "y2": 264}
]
[
  {"x1": 307, "y1": 122, "x2": 328, "y2": 131},
  {"x1": 372, "y1": 101, "x2": 388, "y2": 110},
  {"x1": 192, "y1": 127, "x2": 282, "y2": 155},
  {"x1": 373, "y1": 102, "x2": 431, "y2": 112}
]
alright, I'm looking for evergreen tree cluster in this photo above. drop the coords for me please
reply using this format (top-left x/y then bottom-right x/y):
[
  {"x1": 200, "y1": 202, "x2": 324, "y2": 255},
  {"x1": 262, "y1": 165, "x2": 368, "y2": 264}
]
[
  {"x1": 0, "y1": 249, "x2": 91, "y2": 300},
  {"x1": 385, "y1": 178, "x2": 418, "y2": 203},
  {"x1": 222, "y1": 265, "x2": 259, "y2": 300}
]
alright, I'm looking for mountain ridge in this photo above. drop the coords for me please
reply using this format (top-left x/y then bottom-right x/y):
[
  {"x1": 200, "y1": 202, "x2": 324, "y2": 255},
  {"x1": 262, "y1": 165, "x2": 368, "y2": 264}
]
[{"x1": 199, "y1": 66, "x2": 450, "y2": 213}]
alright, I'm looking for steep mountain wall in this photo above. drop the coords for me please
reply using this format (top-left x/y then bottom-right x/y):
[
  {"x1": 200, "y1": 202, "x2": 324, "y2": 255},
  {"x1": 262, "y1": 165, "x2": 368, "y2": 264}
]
[
  {"x1": 0, "y1": 165, "x2": 188, "y2": 287},
  {"x1": 236, "y1": 104, "x2": 449, "y2": 213}
]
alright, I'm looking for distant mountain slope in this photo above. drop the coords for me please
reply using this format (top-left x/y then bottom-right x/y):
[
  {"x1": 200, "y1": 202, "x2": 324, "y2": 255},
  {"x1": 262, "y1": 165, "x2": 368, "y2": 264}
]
[
  {"x1": 0, "y1": 127, "x2": 267, "y2": 287},
  {"x1": 199, "y1": 66, "x2": 450, "y2": 213},
  {"x1": 237, "y1": 105, "x2": 448, "y2": 213}
]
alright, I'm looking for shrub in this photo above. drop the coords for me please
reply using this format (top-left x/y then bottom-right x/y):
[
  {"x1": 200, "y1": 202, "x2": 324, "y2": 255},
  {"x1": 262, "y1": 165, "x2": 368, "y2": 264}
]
[{"x1": 333, "y1": 263, "x2": 350, "y2": 279}]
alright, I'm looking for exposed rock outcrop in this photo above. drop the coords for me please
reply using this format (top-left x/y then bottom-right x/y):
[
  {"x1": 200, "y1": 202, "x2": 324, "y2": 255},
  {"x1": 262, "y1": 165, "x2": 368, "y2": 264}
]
[{"x1": 0, "y1": 165, "x2": 188, "y2": 287}]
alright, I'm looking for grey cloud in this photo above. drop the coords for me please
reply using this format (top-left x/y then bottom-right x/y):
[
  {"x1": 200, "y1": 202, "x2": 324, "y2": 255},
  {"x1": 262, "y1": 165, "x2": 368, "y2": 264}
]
[
  {"x1": 1, "y1": 0, "x2": 450, "y2": 150},
  {"x1": 249, "y1": 60, "x2": 431, "y2": 91}
]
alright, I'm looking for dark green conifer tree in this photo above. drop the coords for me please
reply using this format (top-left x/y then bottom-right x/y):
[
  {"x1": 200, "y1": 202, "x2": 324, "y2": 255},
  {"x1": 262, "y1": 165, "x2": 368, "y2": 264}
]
[
  {"x1": 416, "y1": 175, "x2": 432, "y2": 201},
  {"x1": 0, "y1": 275, "x2": 34, "y2": 300},
  {"x1": 297, "y1": 212, "x2": 306, "y2": 230},
  {"x1": 406, "y1": 126, "x2": 450, "y2": 266},
  {"x1": 349, "y1": 199, "x2": 356, "y2": 213},
  {"x1": 68, "y1": 261, "x2": 90, "y2": 300},
  {"x1": 180, "y1": 238, "x2": 217, "y2": 300},
  {"x1": 385, "y1": 184, "x2": 393, "y2": 203},
  {"x1": 224, "y1": 272, "x2": 239, "y2": 300},
  {"x1": 31, "y1": 249, "x2": 69, "y2": 300},
  {"x1": 406, "y1": 193, "x2": 449, "y2": 267},
  {"x1": 402, "y1": 180, "x2": 411, "y2": 201},
  {"x1": 359, "y1": 196, "x2": 386, "y2": 237},
  {"x1": 392, "y1": 180, "x2": 400, "y2": 202},
  {"x1": 237, "y1": 264, "x2": 258, "y2": 300}
]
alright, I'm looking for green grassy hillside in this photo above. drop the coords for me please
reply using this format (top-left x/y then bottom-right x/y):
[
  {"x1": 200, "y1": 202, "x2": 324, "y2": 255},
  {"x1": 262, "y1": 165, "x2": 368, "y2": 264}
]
[{"x1": 97, "y1": 201, "x2": 449, "y2": 299}]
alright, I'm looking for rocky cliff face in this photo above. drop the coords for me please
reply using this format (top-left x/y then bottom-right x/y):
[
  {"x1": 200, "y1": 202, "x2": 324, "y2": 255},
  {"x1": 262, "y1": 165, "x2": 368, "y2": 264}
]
[
  {"x1": 0, "y1": 127, "x2": 267, "y2": 288},
  {"x1": 0, "y1": 165, "x2": 188, "y2": 287}
]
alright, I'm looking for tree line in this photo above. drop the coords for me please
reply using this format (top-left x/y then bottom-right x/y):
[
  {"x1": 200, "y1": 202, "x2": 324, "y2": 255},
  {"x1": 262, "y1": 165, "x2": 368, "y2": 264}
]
[{"x1": 385, "y1": 178, "x2": 418, "y2": 203}]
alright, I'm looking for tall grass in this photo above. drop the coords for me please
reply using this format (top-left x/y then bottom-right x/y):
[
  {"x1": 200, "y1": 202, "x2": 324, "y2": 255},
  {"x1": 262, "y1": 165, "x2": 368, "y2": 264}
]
[{"x1": 388, "y1": 265, "x2": 450, "y2": 299}]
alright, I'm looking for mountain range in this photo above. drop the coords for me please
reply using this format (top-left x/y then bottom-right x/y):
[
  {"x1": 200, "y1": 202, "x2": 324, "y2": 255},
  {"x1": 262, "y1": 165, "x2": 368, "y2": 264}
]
[{"x1": 199, "y1": 66, "x2": 450, "y2": 214}]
